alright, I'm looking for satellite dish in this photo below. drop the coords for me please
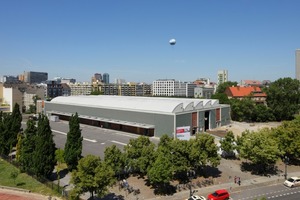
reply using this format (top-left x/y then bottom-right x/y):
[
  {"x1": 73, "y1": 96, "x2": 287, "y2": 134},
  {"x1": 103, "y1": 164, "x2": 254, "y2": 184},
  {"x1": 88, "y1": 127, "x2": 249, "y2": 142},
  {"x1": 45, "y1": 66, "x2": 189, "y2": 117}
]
[{"x1": 169, "y1": 38, "x2": 176, "y2": 45}]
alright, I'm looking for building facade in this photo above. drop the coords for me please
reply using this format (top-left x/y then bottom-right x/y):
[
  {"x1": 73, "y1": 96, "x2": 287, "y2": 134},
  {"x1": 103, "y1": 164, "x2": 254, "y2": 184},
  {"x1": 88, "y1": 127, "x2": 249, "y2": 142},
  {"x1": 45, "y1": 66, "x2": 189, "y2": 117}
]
[
  {"x1": 103, "y1": 73, "x2": 109, "y2": 84},
  {"x1": 68, "y1": 82, "x2": 92, "y2": 96},
  {"x1": 225, "y1": 86, "x2": 267, "y2": 104},
  {"x1": 152, "y1": 79, "x2": 196, "y2": 97},
  {"x1": 22, "y1": 71, "x2": 48, "y2": 84},
  {"x1": 0, "y1": 83, "x2": 45, "y2": 112},
  {"x1": 44, "y1": 96, "x2": 231, "y2": 138},
  {"x1": 217, "y1": 70, "x2": 228, "y2": 85},
  {"x1": 194, "y1": 86, "x2": 214, "y2": 99}
]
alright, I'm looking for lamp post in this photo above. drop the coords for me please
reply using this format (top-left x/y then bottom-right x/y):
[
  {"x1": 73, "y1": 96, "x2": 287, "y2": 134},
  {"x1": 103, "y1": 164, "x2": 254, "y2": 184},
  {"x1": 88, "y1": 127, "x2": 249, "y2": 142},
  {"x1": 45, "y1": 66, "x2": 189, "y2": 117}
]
[
  {"x1": 284, "y1": 156, "x2": 289, "y2": 180},
  {"x1": 187, "y1": 169, "x2": 196, "y2": 198}
]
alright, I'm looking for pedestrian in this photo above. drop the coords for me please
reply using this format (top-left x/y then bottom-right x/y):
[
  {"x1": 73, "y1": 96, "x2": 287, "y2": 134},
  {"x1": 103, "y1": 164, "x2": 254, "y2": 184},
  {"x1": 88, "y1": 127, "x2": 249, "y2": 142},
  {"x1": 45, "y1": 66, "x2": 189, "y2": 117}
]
[
  {"x1": 238, "y1": 177, "x2": 241, "y2": 186},
  {"x1": 234, "y1": 176, "x2": 237, "y2": 184}
]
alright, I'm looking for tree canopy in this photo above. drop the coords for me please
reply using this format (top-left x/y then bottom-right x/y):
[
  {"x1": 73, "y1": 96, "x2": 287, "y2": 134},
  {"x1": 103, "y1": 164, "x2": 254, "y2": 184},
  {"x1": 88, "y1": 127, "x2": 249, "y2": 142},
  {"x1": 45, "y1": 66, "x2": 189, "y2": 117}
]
[
  {"x1": 238, "y1": 129, "x2": 282, "y2": 170},
  {"x1": 71, "y1": 155, "x2": 115, "y2": 198},
  {"x1": 33, "y1": 114, "x2": 56, "y2": 178},
  {"x1": 265, "y1": 77, "x2": 300, "y2": 121},
  {"x1": 64, "y1": 113, "x2": 83, "y2": 171}
]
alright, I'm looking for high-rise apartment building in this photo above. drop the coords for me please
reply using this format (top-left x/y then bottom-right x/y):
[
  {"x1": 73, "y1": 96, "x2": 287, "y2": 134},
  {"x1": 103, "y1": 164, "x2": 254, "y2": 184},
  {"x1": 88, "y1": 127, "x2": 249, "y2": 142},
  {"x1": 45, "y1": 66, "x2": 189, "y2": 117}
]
[
  {"x1": 103, "y1": 73, "x2": 109, "y2": 84},
  {"x1": 217, "y1": 70, "x2": 228, "y2": 85},
  {"x1": 296, "y1": 49, "x2": 300, "y2": 81}
]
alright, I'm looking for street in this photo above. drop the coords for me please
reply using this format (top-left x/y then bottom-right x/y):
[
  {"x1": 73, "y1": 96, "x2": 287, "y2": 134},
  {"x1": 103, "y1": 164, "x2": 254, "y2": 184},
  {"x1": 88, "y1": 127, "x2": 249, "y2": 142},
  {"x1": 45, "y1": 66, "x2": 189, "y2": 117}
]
[{"x1": 230, "y1": 183, "x2": 300, "y2": 200}]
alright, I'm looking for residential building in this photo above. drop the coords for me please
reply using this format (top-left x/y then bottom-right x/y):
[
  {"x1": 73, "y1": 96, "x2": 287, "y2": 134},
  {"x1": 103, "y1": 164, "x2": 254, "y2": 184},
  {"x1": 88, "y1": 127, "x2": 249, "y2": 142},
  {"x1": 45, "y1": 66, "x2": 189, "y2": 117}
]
[
  {"x1": 152, "y1": 79, "x2": 196, "y2": 97},
  {"x1": 61, "y1": 78, "x2": 76, "y2": 84},
  {"x1": 217, "y1": 70, "x2": 228, "y2": 85},
  {"x1": 240, "y1": 80, "x2": 262, "y2": 87},
  {"x1": 61, "y1": 83, "x2": 71, "y2": 96},
  {"x1": 194, "y1": 86, "x2": 214, "y2": 99},
  {"x1": 296, "y1": 49, "x2": 300, "y2": 81},
  {"x1": 117, "y1": 82, "x2": 152, "y2": 96},
  {"x1": 225, "y1": 86, "x2": 267, "y2": 104},
  {"x1": 1, "y1": 75, "x2": 20, "y2": 84},
  {"x1": 194, "y1": 78, "x2": 210, "y2": 85},
  {"x1": 68, "y1": 82, "x2": 92, "y2": 96},
  {"x1": 99, "y1": 84, "x2": 118, "y2": 95},
  {"x1": 46, "y1": 80, "x2": 63, "y2": 98},
  {"x1": 0, "y1": 83, "x2": 45, "y2": 112}
]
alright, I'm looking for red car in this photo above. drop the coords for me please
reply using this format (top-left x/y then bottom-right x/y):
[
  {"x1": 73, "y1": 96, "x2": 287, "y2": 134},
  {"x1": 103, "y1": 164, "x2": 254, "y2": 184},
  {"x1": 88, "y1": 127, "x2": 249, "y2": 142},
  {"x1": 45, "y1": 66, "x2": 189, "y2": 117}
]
[{"x1": 207, "y1": 189, "x2": 230, "y2": 200}]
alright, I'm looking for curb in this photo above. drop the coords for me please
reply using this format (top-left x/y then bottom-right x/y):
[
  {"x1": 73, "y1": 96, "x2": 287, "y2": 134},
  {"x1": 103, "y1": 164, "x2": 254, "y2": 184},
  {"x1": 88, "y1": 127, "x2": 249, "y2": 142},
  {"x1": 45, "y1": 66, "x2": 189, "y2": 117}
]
[{"x1": 0, "y1": 185, "x2": 31, "y2": 193}]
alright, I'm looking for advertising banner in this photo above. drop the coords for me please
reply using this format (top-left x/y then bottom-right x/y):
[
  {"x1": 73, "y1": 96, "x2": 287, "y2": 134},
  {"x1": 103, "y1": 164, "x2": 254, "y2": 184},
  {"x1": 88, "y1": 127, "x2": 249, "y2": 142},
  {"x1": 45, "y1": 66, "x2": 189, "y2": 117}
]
[{"x1": 176, "y1": 126, "x2": 191, "y2": 140}]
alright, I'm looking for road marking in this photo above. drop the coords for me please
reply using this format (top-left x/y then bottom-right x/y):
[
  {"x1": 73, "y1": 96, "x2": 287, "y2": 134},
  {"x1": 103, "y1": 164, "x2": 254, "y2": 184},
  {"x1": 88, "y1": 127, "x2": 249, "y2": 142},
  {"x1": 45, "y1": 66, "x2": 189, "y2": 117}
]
[
  {"x1": 52, "y1": 129, "x2": 97, "y2": 143},
  {"x1": 110, "y1": 140, "x2": 127, "y2": 146}
]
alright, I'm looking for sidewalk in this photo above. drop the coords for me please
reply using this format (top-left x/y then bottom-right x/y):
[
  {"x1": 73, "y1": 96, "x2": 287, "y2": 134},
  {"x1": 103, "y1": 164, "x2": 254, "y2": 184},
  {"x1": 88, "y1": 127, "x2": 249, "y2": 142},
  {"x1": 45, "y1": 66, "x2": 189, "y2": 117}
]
[{"x1": 59, "y1": 170, "x2": 300, "y2": 200}]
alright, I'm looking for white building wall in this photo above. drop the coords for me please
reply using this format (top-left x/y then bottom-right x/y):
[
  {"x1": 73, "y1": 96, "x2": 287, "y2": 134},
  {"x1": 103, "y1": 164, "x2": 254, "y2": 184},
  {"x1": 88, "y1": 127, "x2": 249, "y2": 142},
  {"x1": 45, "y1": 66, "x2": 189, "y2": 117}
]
[
  {"x1": 217, "y1": 70, "x2": 228, "y2": 85},
  {"x1": 3, "y1": 87, "x2": 23, "y2": 112},
  {"x1": 153, "y1": 79, "x2": 194, "y2": 97}
]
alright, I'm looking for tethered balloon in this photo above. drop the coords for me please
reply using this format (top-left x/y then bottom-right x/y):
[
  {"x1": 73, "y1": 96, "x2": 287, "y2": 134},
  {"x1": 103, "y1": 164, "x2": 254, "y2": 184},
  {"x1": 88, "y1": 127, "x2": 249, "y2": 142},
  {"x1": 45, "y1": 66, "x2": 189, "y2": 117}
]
[{"x1": 169, "y1": 39, "x2": 176, "y2": 45}]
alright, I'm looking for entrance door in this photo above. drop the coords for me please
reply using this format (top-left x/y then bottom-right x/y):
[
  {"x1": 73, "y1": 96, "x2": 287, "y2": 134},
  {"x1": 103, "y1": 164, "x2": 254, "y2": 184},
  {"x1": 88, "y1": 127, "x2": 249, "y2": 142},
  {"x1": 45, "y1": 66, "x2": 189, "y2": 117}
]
[{"x1": 204, "y1": 111, "x2": 210, "y2": 131}]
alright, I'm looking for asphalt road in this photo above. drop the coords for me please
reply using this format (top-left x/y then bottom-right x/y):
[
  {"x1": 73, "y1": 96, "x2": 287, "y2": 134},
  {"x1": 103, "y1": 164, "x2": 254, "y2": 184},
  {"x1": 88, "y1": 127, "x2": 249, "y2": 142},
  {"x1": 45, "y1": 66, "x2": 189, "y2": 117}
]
[
  {"x1": 22, "y1": 120, "x2": 160, "y2": 158},
  {"x1": 230, "y1": 183, "x2": 300, "y2": 200}
]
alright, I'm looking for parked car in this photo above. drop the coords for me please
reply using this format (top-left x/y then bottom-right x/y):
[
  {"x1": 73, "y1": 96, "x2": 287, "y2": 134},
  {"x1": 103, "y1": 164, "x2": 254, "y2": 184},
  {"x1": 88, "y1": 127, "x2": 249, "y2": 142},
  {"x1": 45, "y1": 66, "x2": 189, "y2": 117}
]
[
  {"x1": 207, "y1": 189, "x2": 230, "y2": 200},
  {"x1": 187, "y1": 195, "x2": 206, "y2": 200},
  {"x1": 284, "y1": 177, "x2": 300, "y2": 188}
]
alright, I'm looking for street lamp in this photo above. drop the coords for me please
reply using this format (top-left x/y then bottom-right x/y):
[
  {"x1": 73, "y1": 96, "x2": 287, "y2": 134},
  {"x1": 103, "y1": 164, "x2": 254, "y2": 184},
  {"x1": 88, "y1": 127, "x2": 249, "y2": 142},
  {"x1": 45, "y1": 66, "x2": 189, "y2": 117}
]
[
  {"x1": 187, "y1": 169, "x2": 196, "y2": 198},
  {"x1": 283, "y1": 156, "x2": 289, "y2": 180}
]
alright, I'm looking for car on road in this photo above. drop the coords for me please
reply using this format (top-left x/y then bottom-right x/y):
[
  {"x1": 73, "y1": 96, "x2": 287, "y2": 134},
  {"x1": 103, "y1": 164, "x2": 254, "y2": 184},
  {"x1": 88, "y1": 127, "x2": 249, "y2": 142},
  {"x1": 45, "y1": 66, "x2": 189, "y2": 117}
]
[
  {"x1": 187, "y1": 195, "x2": 206, "y2": 200},
  {"x1": 284, "y1": 177, "x2": 300, "y2": 188},
  {"x1": 207, "y1": 189, "x2": 230, "y2": 200}
]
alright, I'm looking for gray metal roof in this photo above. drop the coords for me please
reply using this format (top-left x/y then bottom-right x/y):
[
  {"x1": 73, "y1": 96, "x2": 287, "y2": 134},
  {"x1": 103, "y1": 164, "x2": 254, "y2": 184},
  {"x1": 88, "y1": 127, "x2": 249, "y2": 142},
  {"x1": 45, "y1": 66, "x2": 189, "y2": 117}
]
[{"x1": 50, "y1": 95, "x2": 220, "y2": 114}]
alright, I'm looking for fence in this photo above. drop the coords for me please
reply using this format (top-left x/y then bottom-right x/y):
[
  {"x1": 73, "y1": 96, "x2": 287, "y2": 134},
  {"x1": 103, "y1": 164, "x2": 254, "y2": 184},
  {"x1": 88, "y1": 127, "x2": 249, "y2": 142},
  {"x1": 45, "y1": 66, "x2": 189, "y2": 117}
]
[{"x1": 0, "y1": 154, "x2": 64, "y2": 196}]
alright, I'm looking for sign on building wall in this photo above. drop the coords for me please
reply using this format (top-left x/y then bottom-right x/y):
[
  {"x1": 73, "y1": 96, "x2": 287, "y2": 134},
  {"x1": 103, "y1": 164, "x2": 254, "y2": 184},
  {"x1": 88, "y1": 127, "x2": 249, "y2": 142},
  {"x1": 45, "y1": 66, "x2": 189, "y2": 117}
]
[{"x1": 176, "y1": 126, "x2": 191, "y2": 140}]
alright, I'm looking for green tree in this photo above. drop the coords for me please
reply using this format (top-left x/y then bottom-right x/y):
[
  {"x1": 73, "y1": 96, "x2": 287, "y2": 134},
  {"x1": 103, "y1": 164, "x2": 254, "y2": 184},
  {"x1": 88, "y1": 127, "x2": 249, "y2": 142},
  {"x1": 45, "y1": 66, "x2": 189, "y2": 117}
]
[
  {"x1": 271, "y1": 116, "x2": 300, "y2": 160},
  {"x1": 0, "y1": 112, "x2": 10, "y2": 155},
  {"x1": 147, "y1": 151, "x2": 173, "y2": 187},
  {"x1": 170, "y1": 139, "x2": 191, "y2": 174},
  {"x1": 90, "y1": 90, "x2": 103, "y2": 95},
  {"x1": 19, "y1": 119, "x2": 37, "y2": 173},
  {"x1": 0, "y1": 104, "x2": 23, "y2": 155},
  {"x1": 265, "y1": 78, "x2": 300, "y2": 121},
  {"x1": 252, "y1": 104, "x2": 275, "y2": 122},
  {"x1": 124, "y1": 136, "x2": 156, "y2": 174},
  {"x1": 216, "y1": 81, "x2": 238, "y2": 93},
  {"x1": 211, "y1": 93, "x2": 230, "y2": 104},
  {"x1": 239, "y1": 129, "x2": 282, "y2": 172},
  {"x1": 64, "y1": 113, "x2": 83, "y2": 171},
  {"x1": 33, "y1": 114, "x2": 56, "y2": 178},
  {"x1": 230, "y1": 97, "x2": 255, "y2": 122},
  {"x1": 220, "y1": 131, "x2": 237, "y2": 158},
  {"x1": 104, "y1": 145, "x2": 125, "y2": 178},
  {"x1": 71, "y1": 155, "x2": 115, "y2": 199},
  {"x1": 55, "y1": 148, "x2": 65, "y2": 187},
  {"x1": 189, "y1": 134, "x2": 220, "y2": 169},
  {"x1": 0, "y1": 107, "x2": 21, "y2": 156}
]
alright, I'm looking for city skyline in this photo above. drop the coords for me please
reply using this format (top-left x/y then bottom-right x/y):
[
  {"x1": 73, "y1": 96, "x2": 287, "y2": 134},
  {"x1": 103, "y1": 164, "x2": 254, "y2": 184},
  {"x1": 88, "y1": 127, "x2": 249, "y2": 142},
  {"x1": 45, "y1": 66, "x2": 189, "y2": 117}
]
[{"x1": 0, "y1": 1, "x2": 299, "y2": 84}]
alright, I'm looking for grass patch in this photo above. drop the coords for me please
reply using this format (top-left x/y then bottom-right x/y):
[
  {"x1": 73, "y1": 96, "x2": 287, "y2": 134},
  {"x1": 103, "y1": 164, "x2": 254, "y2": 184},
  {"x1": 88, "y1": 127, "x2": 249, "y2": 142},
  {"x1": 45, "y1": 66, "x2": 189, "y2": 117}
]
[{"x1": 0, "y1": 158, "x2": 60, "y2": 196}]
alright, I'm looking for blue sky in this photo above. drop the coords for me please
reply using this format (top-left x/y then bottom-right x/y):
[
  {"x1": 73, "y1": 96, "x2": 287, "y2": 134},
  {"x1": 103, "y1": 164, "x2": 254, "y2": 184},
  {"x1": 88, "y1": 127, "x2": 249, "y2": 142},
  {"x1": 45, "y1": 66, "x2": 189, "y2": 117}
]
[{"x1": 0, "y1": 0, "x2": 299, "y2": 84}]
